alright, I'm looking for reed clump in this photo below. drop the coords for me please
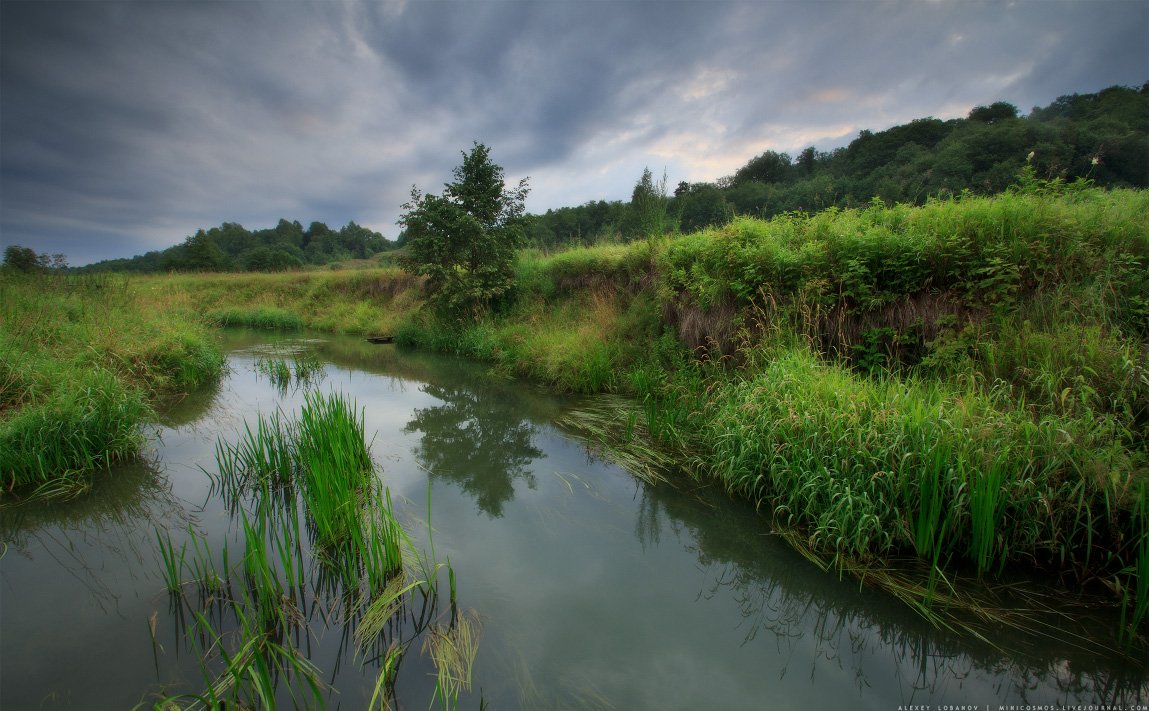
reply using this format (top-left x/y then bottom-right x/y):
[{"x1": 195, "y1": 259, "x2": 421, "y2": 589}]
[
  {"x1": 154, "y1": 391, "x2": 465, "y2": 708},
  {"x1": 254, "y1": 351, "x2": 325, "y2": 393},
  {"x1": 212, "y1": 390, "x2": 403, "y2": 592}
]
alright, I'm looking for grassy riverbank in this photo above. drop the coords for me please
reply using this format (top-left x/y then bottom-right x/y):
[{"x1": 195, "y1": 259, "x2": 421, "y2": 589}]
[
  {"x1": 396, "y1": 186, "x2": 1149, "y2": 640},
  {"x1": 137, "y1": 267, "x2": 424, "y2": 335},
  {"x1": 0, "y1": 272, "x2": 224, "y2": 498},
  {"x1": 8, "y1": 185, "x2": 1146, "y2": 639}
]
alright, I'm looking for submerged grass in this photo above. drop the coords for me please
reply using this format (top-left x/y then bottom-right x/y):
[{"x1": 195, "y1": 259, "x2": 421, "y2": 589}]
[{"x1": 424, "y1": 609, "x2": 482, "y2": 710}]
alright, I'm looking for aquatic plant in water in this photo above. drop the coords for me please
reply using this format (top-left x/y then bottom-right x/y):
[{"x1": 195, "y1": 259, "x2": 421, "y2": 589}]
[
  {"x1": 254, "y1": 351, "x2": 325, "y2": 394},
  {"x1": 149, "y1": 391, "x2": 470, "y2": 708}
]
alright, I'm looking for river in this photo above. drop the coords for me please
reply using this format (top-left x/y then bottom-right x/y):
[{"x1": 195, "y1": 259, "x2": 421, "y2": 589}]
[{"x1": 2, "y1": 331, "x2": 1146, "y2": 709}]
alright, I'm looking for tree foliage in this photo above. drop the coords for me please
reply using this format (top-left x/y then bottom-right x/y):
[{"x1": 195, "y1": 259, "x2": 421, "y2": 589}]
[
  {"x1": 3, "y1": 245, "x2": 40, "y2": 272},
  {"x1": 399, "y1": 142, "x2": 529, "y2": 320},
  {"x1": 522, "y1": 82, "x2": 1147, "y2": 250},
  {"x1": 82, "y1": 219, "x2": 392, "y2": 273},
  {"x1": 629, "y1": 167, "x2": 671, "y2": 238},
  {"x1": 3, "y1": 245, "x2": 68, "y2": 272}
]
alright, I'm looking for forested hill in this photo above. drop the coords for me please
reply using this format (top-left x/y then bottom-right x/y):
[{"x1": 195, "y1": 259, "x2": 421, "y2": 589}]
[
  {"x1": 78, "y1": 82, "x2": 1146, "y2": 271},
  {"x1": 82, "y1": 219, "x2": 395, "y2": 273},
  {"x1": 527, "y1": 82, "x2": 1149, "y2": 248}
]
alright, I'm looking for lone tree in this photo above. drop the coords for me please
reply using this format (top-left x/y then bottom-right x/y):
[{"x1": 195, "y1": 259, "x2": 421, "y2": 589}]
[{"x1": 399, "y1": 142, "x2": 529, "y2": 320}]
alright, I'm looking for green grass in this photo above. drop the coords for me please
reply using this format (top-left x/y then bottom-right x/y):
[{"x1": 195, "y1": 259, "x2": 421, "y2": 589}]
[
  {"x1": 207, "y1": 306, "x2": 304, "y2": 330},
  {"x1": 0, "y1": 271, "x2": 224, "y2": 498},
  {"x1": 689, "y1": 348, "x2": 1113, "y2": 567},
  {"x1": 79, "y1": 184, "x2": 1147, "y2": 645},
  {"x1": 153, "y1": 391, "x2": 457, "y2": 707},
  {"x1": 1122, "y1": 485, "x2": 1149, "y2": 643},
  {"x1": 212, "y1": 390, "x2": 405, "y2": 593},
  {"x1": 146, "y1": 267, "x2": 424, "y2": 336}
]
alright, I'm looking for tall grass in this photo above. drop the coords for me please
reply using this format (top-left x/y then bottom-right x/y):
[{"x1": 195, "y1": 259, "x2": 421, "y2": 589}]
[
  {"x1": 0, "y1": 271, "x2": 223, "y2": 498},
  {"x1": 115, "y1": 186, "x2": 1149, "y2": 644},
  {"x1": 144, "y1": 267, "x2": 424, "y2": 336},
  {"x1": 154, "y1": 391, "x2": 460, "y2": 707},
  {"x1": 1121, "y1": 485, "x2": 1149, "y2": 644},
  {"x1": 207, "y1": 306, "x2": 303, "y2": 330},
  {"x1": 688, "y1": 347, "x2": 1132, "y2": 571}
]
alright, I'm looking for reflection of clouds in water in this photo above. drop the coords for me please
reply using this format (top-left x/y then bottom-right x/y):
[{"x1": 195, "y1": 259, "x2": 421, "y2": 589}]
[
  {"x1": 635, "y1": 484, "x2": 1149, "y2": 707},
  {"x1": 1, "y1": 460, "x2": 195, "y2": 616}
]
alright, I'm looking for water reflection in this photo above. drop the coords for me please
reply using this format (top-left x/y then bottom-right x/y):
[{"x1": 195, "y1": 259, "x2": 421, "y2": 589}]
[
  {"x1": 634, "y1": 480, "x2": 1149, "y2": 707},
  {"x1": 0, "y1": 460, "x2": 204, "y2": 710},
  {"x1": 5, "y1": 331, "x2": 1148, "y2": 709},
  {"x1": 405, "y1": 381, "x2": 544, "y2": 517},
  {"x1": 1, "y1": 459, "x2": 189, "y2": 579},
  {"x1": 155, "y1": 374, "x2": 223, "y2": 428}
]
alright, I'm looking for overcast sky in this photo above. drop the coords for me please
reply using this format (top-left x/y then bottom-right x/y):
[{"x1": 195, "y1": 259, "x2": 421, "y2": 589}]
[{"x1": 1, "y1": 1, "x2": 1145, "y2": 265}]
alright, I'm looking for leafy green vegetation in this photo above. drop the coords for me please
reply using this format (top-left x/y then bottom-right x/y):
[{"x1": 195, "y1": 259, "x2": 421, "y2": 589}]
[
  {"x1": 3, "y1": 244, "x2": 68, "y2": 272},
  {"x1": 0, "y1": 272, "x2": 224, "y2": 498},
  {"x1": 82, "y1": 218, "x2": 395, "y2": 273},
  {"x1": 395, "y1": 241, "x2": 660, "y2": 393},
  {"x1": 155, "y1": 391, "x2": 466, "y2": 708},
  {"x1": 527, "y1": 83, "x2": 1148, "y2": 248},
  {"x1": 399, "y1": 142, "x2": 530, "y2": 320}
]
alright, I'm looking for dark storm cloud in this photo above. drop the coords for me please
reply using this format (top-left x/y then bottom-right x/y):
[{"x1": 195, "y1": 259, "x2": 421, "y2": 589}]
[{"x1": 1, "y1": 1, "x2": 1144, "y2": 265}]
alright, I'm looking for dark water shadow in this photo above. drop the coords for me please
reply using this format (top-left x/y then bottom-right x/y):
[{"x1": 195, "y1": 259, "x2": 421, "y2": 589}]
[{"x1": 634, "y1": 478, "x2": 1149, "y2": 706}]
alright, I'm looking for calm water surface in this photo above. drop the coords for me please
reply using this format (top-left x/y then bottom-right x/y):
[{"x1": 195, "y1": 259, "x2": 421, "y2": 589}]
[{"x1": 2, "y1": 332, "x2": 1147, "y2": 709}]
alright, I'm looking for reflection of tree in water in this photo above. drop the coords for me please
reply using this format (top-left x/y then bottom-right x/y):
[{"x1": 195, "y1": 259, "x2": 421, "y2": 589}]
[
  {"x1": 405, "y1": 382, "x2": 544, "y2": 518},
  {"x1": 635, "y1": 483, "x2": 1149, "y2": 706}
]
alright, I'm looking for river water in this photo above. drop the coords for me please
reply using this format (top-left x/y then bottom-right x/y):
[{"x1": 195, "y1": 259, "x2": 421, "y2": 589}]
[{"x1": 2, "y1": 331, "x2": 1146, "y2": 709}]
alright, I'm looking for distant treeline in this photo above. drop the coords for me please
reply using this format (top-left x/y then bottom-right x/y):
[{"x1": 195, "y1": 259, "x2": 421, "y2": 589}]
[
  {"x1": 71, "y1": 82, "x2": 1148, "y2": 271},
  {"x1": 82, "y1": 219, "x2": 395, "y2": 273},
  {"x1": 525, "y1": 83, "x2": 1149, "y2": 248}
]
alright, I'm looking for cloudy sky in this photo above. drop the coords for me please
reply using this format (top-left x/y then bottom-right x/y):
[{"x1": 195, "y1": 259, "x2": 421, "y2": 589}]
[{"x1": 1, "y1": 1, "x2": 1145, "y2": 265}]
